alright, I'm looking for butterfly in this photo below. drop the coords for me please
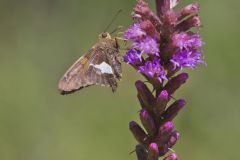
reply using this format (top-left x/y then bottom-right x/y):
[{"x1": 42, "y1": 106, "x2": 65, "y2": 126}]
[{"x1": 58, "y1": 32, "x2": 122, "y2": 95}]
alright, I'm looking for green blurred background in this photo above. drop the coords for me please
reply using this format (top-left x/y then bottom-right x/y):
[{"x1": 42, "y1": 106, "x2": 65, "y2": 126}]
[{"x1": 0, "y1": 0, "x2": 239, "y2": 159}]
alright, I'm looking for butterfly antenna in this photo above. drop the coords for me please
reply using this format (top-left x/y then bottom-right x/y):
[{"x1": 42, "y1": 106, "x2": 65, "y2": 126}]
[
  {"x1": 110, "y1": 26, "x2": 124, "y2": 35},
  {"x1": 104, "y1": 9, "x2": 122, "y2": 33}
]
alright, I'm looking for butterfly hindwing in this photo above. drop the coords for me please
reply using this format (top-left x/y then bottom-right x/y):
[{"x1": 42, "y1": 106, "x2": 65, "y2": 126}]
[{"x1": 86, "y1": 48, "x2": 118, "y2": 91}]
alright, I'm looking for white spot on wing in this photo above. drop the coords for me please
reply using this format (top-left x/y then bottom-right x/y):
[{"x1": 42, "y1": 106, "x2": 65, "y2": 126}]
[{"x1": 91, "y1": 62, "x2": 113, "y2": 74}]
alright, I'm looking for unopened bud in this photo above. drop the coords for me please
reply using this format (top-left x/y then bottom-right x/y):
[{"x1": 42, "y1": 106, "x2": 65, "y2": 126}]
[
  {"x1": 147, "y1": 143, "x2": 159, "y2": 160},
  {"x1": 163, "y1": 153, "x2": 178, "y2": 160},
  {"x1": 162, "y1": 99, "x2": 186, "y2": 122},
  {"x1": 180, "y1": 3, "x2": 200, "y2": 18},
  {"x1": 140, "y1": 109, "x2": 157, "y2": 135},
  {"x1": 163, "y1": 73, "x2": 188, "y2": 95},
  {"x1": 135, "y1": 144, "x2": 148, "y2": 160},
  {"x1": 136, "y1": 80, "x2": 155, "y2": 110},
  {"x1": 140, "y1": 20, "x2": 160, "y2": 40},
  {"x1": 156, "y1": 90, "x2": 169, "y2": 115},
  {"x1": 155, "y1": 121, "x2": 174, "y2": 145},
  {"x1": 177, "y1": 15, "x2": 201, "y2": 31},
  {"x1": 129, "y1": 121, "x2": 150, "y2": 147},
  {"x1": 167, "y1": 131, "x2": 180, "y2": 148},
  {"x1": 159, "y1": 131, "x2": 180, "y2": 156}
]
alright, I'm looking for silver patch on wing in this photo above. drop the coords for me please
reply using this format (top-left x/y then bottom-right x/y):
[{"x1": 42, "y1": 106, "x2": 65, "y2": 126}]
[{"x1": 91, "y1": 62, "x2": 113, "y2": 74}]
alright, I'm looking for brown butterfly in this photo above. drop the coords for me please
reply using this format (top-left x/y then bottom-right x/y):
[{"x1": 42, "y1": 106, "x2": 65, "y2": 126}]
[{"x1": 58, "y1": 32, "x2": 122, "y2": 95}]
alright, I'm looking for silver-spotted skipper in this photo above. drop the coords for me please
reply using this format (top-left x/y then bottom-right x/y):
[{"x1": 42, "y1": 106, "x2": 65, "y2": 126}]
[{"x1": 58, "y1": 32, "x2": 122, "y2": 95}]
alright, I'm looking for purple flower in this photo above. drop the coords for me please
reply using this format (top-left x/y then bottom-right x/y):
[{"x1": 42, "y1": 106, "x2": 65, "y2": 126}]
[
  {"x1": 125, "y1": 1, "x2": 205, "y2": 160},
  {"x1": 172, "y1": 32, "x2": 203, "y2": 50},
  {"x1": 133, "y1": 36, "x2": 159, "y2": 56},
  {"x1": 170, "y1": 32, "x2": 204, "y2": 69},
  {"x1": 171, "y1": 48, "x2": 204, "y2": 69},
  {"x1": 123, "y1": 49, "x2": 142, "y2": 65},
  {"x1": 139, "y1": 59, "x2": 167, "y2": 83},
  {"x1": 124, "y1": 23, "x2": 146, "y2": 40}
]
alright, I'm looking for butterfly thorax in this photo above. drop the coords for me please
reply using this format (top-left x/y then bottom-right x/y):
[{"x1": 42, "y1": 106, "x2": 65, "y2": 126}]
[{"x1": 97, "y1": 32, "x2": 119, "y2": 51}]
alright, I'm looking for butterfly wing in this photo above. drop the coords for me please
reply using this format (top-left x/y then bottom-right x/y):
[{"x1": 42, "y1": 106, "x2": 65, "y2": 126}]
[{"x1": 58, "y1": 45, "x2": 118, "y2": 95}]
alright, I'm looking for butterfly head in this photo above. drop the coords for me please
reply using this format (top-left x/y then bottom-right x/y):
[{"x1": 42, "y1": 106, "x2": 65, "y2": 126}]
[{"x1": 99, "y1": 32, "x2": 111, "y2": 40}]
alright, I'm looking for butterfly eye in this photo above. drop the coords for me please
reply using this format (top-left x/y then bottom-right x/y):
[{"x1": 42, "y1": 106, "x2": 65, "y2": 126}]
[{"x1": 102, "y1": 33, "x2": 108, "y2": 38}]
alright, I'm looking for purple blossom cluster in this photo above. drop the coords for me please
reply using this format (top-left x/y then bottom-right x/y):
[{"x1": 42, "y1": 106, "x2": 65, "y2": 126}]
[{"x1": 124, "y1": 0, "x2": 205, "y2": 160}]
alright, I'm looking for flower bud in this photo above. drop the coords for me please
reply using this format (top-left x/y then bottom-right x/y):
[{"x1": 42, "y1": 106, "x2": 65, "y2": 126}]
[
  {"x1": 165, "y1": 12, "x2": 178, "y2": 27},
  {"x1": 129, "y1": 121, "x2": 150, "y2": 147},
  {"x1": 163, "y1": 73, "x2": 188, "y2": 95},
  {"x1": 162, "y1": 99, "x2": 186, "y2": 122},
  {"x1": 177, "y1": 15, "x2": 201, "y2": 31},
  {"x1": 140, "y1": 20, "x2": 160, "y2": 40},
  {"x1": 140, "y1": 109, "x2": 157, "y2": 135},
  {"x1": 180, "y1": 3, "x2": 200, "y2": 17},
  {"x1": 159, "y1": 131, "x2": 180, "y2": 156},
  {"x1": 147, "y1": 143, "x2": 159, "y2": 160},
  {"x1": 163, "y1": 153, "x2": 178, "y2": 160},
  {"x1": 155, "y1": 121, "x2": 174, "y2": 145},
  {"x1": 136, "y1": 80, "x2": 155, "y2": 110},
  {"x1": 167, "y1": 131, "x2": 180, "y2": 148},
  {"x1": 156, "y1": 90, "x2": 169, "y2": 115},
  {"x1": 134, "y1": 0, "x2": 161, "y2": 26},
  {"x1": 136, "y1": 144, "x2": 148, "y2": 160}
]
